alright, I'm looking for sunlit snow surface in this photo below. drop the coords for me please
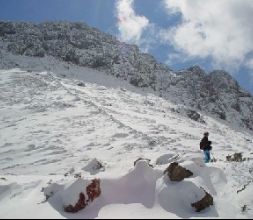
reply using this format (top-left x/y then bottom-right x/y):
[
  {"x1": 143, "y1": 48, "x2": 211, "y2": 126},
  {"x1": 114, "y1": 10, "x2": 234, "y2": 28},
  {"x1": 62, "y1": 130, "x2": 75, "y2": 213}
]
[{"x1": 0, "y1": 55, "x2": 252, "y2": 218}]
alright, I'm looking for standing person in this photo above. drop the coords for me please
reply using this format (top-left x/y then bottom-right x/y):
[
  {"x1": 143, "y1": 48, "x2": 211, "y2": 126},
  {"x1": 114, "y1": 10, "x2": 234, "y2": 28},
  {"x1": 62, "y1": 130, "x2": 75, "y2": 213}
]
[{"x1": 200, "y1": 132, "x2": 212, "y2": 163}]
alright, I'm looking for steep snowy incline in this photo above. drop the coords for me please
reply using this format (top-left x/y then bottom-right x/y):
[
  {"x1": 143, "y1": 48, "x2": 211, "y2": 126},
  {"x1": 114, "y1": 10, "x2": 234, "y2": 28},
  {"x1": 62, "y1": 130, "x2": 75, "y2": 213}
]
[
  {"x1": 0, "y1": 66, "x2": 253, "y2": 218},
  {"x1": 1, "y1": 21, "x2": 253, "y2": 132}
]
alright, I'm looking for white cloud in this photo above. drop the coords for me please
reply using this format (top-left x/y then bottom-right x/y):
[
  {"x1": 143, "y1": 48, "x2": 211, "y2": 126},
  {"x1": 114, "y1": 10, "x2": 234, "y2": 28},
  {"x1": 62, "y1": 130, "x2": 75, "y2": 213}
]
[
  {"x1": 116, "y1": 0, "x2": 149, "y2": 44},
  {"x1": 245, "y1": 59, "x2": 253, "y2": 83},
  {"x1": 162, "y1": 0, "x2": 253, "y2": 70},
  {"x1": 246, "y1": 58, "x2": 253, "y2": 70}
]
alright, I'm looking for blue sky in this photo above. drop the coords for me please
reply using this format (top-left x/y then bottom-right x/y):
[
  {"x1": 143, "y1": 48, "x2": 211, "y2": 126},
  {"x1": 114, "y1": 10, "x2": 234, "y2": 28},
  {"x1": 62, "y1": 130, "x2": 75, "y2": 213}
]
[{"x1": 0, "y1": 0, "x2": 252, "y2": 94}]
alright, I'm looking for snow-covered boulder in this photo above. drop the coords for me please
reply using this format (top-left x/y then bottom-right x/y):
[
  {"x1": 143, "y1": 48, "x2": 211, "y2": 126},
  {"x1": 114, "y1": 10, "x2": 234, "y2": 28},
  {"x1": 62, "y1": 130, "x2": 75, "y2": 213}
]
[
  {"x1": 82, "y1": 158, "x2": 105, "y2": 175},
  {"x1": 134, "y1": 158, "x2": 153, "y2": 167},
  {"x1": 43, "y1": 183, "x2": 64, "y2": 200},
  {"x1": 156, "y1": 154, "x2": 178, "y2": 165}
]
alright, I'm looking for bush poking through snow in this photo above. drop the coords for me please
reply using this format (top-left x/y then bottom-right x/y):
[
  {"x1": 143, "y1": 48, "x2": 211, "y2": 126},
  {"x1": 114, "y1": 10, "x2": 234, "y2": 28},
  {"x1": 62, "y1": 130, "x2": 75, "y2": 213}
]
[
  {"x1": 64, "y1": 167, "x2": 75, "y2": 177},
  {"x1": 226, "y1": 153, "x2": 246, "y2": 162},
  {"x1": 86, "y1": 179, "x2": 101, "y2": 202},
  {"x1": 241, "y1": 205, "x2": 247, "y2": 213},
  {"x1": 164, "y1": 162, "x2": 193, "y2": 182},
  {"x1": 64, "y1": 179, "x2": 101, "y2": 213},
  {"x1": 64, "y1": 192, "x2": 86, "y2": 213},
  {"x1": 191, "y1": 189, "x2": 214, "y2": 212}
]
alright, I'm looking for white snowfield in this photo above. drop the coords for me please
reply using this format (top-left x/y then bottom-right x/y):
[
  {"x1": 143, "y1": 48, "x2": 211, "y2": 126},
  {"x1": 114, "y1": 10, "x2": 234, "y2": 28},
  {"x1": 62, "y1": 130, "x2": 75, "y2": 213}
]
[{"x1": 0, "y1": 56, "x2": 253, "y2": 219}]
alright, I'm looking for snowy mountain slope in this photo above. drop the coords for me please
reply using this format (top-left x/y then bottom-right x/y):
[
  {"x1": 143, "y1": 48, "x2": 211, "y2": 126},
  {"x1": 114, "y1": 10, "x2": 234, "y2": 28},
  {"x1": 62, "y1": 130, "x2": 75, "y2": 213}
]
[
  {"x1": 0, "y1": 56, "x2": 253, "y2": 218},
  {"x1": 0, "y1": 21, "x2": 253, "y2": 132}
]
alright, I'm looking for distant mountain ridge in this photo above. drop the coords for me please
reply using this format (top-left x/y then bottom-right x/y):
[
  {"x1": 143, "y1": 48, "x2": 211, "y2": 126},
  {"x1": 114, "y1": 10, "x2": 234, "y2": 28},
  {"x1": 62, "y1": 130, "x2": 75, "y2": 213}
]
[{"x1": 0, "y1": 21, "x2": 252, "y2": 131}]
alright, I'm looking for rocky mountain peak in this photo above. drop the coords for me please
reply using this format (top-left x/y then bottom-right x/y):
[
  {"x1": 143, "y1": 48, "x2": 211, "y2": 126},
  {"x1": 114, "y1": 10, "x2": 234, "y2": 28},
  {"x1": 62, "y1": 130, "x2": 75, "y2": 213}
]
[
  {"x1": 187, "y1": 65, "x2": 206, "y2": 76},
  {"x1": 208, "y1": 70, "x2": 240, "y2": 91}
]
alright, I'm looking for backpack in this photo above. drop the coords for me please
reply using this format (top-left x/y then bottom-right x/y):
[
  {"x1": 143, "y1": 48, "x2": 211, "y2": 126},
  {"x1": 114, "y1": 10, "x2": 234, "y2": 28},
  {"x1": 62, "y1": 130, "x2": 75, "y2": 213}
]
[
  {"x1": 200, "y1": 140, "x2": 212, "y2": 150},
  {"x1": 200, "y1": 140, "x2": 205, "y2": 150},
  {"x1": 207, "y1": 141, "x2": 212, "y2": 151}
]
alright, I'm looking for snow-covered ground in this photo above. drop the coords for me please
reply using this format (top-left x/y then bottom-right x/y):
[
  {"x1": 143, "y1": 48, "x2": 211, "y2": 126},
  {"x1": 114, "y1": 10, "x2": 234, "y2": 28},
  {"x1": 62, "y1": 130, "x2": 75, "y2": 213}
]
[{"x1": 0, "y1": 56, "x2": 253, "y2": 218}]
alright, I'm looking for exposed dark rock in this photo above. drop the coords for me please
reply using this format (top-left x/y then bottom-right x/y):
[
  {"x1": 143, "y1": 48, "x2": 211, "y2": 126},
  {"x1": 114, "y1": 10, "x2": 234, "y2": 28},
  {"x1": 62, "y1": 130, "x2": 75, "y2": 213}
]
[
  {"x1": 186, "y1": 109, "x2": 205, "y2": 123},
  {"x1": 129, "y1": 76, "x2": 146, "y2": 87},
  {"x1": 74, "y1": 173, "x2": 82, "y2": 178},
  {"x1": 187, "y1": 65, "x2": 206, "y2": 76},
  {"x1": 191, "y1": 189, "x2": 213, "y2": 212},
  {"x1": 164, "y1": 162, "x2": 193, "y2": 182},
  {"x1": 77, "y1": 82, "x2": 85, "y2": 87}
]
